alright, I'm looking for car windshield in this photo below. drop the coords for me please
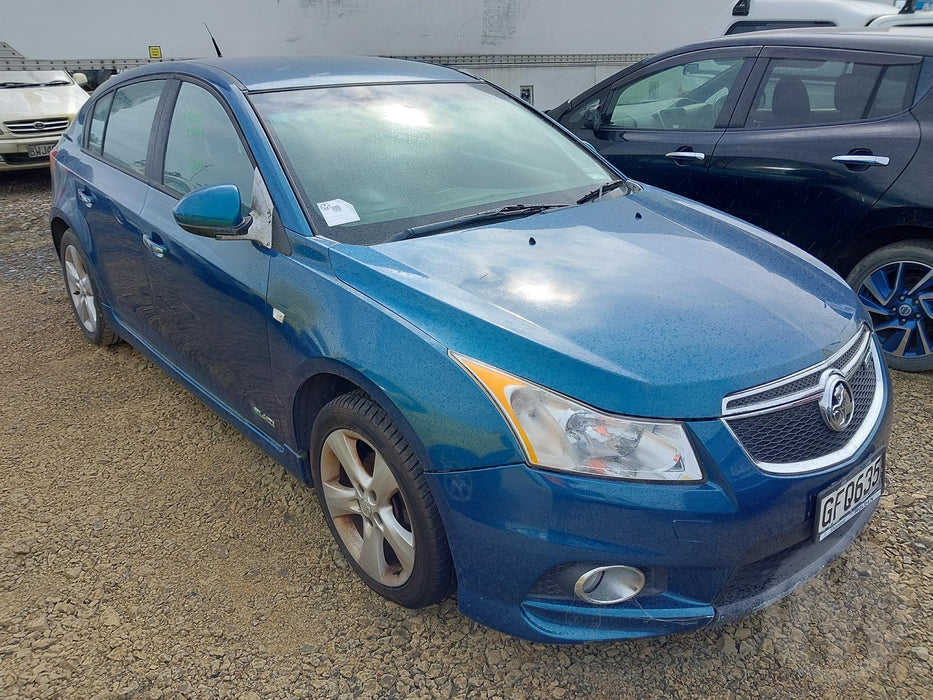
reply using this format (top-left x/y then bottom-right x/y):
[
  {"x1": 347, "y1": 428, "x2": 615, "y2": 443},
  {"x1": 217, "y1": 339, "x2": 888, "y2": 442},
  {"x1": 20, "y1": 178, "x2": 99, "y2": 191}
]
[
  {"x1": 251, "y1": 82, "x2": 619, "y2": 244},
  {"x1": 0, "y1": 70, "x2": 74, "y2": 88}
]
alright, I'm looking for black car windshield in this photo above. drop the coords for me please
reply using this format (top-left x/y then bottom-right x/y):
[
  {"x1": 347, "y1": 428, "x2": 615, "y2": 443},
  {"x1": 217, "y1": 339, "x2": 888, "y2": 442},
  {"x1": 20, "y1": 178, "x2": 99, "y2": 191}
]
[{"x1": 251, "y1": 82, "x2": 620, "y2": 244}]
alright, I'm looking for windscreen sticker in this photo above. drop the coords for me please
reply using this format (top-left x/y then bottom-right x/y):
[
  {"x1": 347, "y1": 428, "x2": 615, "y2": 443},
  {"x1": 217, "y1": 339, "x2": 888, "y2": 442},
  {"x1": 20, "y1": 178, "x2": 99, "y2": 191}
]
[{"x1": 316, "y1": 199, "x2": 360, "y2": 226}]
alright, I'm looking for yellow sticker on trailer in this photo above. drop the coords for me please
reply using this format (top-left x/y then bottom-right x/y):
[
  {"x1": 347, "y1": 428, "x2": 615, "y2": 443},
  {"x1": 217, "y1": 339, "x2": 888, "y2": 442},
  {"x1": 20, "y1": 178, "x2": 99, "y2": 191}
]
[{"x1": 148, "y1": 46, "x2": 162, "y2": 59}]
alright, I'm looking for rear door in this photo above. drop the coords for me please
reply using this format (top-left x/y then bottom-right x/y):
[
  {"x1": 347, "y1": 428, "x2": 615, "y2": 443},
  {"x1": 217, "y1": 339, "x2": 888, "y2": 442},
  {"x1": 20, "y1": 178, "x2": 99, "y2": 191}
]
[
  {"x1": 139, "y1": 79, "x2": 283, "y2": 437},
  {"x1": 76, "y1": 79, "x2": 168, "y2": 336},
  {"x1": 707, "y1": 47, "x2": 923, "y2": 263},
  {"x1": 561, "y1": 47, "x2": 759, "y2": 202}
]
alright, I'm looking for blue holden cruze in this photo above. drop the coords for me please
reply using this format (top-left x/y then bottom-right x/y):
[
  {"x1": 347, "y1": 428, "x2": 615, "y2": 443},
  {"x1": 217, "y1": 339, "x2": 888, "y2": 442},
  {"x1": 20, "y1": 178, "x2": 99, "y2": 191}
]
[{"x1": 49, "y1": 56, "x2": 891, "y2": 643}]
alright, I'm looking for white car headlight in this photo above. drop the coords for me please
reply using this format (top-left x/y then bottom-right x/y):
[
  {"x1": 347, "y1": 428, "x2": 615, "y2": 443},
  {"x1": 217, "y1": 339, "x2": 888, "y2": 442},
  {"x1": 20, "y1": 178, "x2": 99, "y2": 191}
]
[{"x1": 452, "y1": 352, "x2": 703, "y2": 482}]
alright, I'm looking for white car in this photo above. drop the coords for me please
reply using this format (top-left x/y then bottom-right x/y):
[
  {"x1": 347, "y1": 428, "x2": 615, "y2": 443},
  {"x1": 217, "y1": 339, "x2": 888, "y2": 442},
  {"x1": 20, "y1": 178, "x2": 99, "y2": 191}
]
[
  {"x1": 0, "y1": 70, "x2": 88, "y2": 171},
  {"x1": 709, "y1": 0, "x2": 932, "y2": 36}
]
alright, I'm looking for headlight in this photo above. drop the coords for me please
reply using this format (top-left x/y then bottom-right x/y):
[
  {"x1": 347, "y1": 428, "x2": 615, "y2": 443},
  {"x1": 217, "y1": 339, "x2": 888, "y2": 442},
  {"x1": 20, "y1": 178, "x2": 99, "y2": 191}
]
[{"x1": 452, "y1": 352, "x2": 703, "y2": 482}]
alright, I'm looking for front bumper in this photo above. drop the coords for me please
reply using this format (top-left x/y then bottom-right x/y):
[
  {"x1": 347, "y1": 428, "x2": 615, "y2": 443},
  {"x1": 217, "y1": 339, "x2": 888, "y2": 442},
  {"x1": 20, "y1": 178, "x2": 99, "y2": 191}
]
[
  {"x1": 427, "y1": 384, "x2": 891, "y2": 644},
  {"x1": 0, "y1": 134, "x2": 62, "y2": 171}
]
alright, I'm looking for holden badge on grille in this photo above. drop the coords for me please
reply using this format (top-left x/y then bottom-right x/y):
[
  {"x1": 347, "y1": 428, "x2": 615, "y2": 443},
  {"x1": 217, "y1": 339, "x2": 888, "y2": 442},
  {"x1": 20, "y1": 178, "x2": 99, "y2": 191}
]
[{"x1": 819, "y1": 370, "x2": 855, "y2": 432}]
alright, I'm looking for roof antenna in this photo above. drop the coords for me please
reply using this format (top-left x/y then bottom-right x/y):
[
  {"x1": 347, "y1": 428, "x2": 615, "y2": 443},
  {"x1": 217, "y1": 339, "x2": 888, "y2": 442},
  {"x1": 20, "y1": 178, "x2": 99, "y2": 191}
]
[{"x1": 204, "y1": 23, "x2": 223, "y2": 57}]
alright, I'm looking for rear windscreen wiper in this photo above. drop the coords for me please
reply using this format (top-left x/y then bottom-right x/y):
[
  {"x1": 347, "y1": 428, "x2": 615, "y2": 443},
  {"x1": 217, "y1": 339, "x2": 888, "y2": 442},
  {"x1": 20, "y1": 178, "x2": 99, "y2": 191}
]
[
  {"x1": 388, "y1": 203, "x2": 570, "y2": 242},
  {"x1": 576, "y1": 179, "x2": 634, "y2": 204}
]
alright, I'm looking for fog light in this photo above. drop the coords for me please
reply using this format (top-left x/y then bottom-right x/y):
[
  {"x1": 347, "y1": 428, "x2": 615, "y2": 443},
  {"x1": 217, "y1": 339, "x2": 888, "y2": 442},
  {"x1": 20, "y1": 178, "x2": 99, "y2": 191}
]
[{"x1": 573, "y1": 565, "x2": 645, "y2": 605}]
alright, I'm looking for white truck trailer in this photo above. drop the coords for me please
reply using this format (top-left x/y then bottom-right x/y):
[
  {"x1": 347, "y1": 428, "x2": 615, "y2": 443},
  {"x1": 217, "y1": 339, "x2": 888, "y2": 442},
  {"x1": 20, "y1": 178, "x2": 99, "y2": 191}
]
[{"x1": 0, "y1": 0, "x2": 917, "y2": 109}]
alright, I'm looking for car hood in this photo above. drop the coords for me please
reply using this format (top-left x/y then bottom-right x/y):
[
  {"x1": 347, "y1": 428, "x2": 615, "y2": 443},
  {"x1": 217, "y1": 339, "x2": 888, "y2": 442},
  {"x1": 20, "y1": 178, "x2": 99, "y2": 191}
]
[
  {"x1": 328, "y1": 187, "x2": 864, "y2": 419},
  {"x1": 0, "y1": 85, "x2": 88, "y2": 123}
]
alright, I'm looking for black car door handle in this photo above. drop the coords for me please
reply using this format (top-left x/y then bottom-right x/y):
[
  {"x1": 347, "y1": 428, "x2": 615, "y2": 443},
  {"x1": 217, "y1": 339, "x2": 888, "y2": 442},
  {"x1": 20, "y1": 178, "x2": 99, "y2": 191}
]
[
  {"x1": 142, "y1": 233, "x2": 167, "y2": 258},
  {"x1": 665, "y1": 151, "x2": 706, "y2": 162},
  {"x1": 77, "y1": 189, "x2": 96, "y2": 207},
  {"x1": 832, "y1": 155, "x2": 890, "y2": 167}
]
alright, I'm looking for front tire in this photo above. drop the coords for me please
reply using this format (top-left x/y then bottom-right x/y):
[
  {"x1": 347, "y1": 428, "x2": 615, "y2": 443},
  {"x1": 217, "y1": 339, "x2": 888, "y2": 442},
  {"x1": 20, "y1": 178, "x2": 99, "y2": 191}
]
[
  {"x1": 310, "y1": 391, "x2": 454, "y2": 608},
  {"x1": 59, "y1": 229, "x2": 118, "y2": 346},
  {"x1": 847, "y1": 240, "x2": 933, "y2": 373}
]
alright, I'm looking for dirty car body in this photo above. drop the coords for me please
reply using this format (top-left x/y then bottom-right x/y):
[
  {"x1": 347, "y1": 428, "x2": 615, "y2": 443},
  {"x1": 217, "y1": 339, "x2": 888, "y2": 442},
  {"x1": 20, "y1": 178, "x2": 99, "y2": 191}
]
[{"x1": 48, "y1": 56, "x2": 891, "y2": 643}]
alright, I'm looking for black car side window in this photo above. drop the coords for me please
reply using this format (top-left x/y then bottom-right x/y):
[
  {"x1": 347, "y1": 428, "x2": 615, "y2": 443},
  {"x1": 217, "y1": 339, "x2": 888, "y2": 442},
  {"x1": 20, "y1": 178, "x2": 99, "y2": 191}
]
[
  {"x1": 747, "y1": 58, "x2": 917, "y2": 129},
  {"x1": 601, "y1": 58, "x2": 746, "y2": 131},
  {"x1": 162, "y1": 82, "x2": 254, "y2": 209},
  {"x1": 100, "y1": 80, "x2": 166, "y2": 175}
]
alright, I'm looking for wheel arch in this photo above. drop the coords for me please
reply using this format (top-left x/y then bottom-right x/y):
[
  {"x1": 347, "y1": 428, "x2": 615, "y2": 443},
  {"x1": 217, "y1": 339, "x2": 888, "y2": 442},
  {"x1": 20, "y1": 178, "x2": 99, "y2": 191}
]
[
  {"x1": 834, "y1": 212, "x2": 933, "y2": 276},
  {"x1": 50, "y1": 214, "x2": 70, "y2": 256},
  {"x1": 290, "y1": 359, "x2": 436, "y2": 482}
]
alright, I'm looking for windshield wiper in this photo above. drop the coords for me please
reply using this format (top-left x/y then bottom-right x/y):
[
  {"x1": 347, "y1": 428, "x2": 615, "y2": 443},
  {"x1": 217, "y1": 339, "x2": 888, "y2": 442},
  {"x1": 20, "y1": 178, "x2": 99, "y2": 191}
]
[
  {"x1": 388, "y1": 203, "x2": 570, "y2": 242},
  {"x1": 0, "y1": 82, "x2": 42, "y2": 88},
  {"x1": 42, "y1": 80, "x2": 71, "y2": 86},
  {"x1": 576, "y1": 179, "x2": 633, "y2": 204}
]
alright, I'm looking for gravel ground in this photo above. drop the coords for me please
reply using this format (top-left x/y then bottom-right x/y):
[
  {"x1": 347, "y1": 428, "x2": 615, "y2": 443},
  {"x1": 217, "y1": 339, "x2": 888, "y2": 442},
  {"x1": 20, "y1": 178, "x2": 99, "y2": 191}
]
[{"x1": 1, "y1": 169, "x2": 931, "y2": 699}]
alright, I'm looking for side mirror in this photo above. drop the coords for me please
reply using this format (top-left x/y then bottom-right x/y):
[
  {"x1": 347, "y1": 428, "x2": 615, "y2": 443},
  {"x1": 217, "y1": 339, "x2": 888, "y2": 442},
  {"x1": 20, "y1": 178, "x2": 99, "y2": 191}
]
[
  {"x1": 72, "y1": 72, "x2": 88, "y2": 88},
  {"x1": 173, "y1": 184, "x2": 253, "y2": 240},
  {"x1": 582, "y1": 106, "x2": 603, "y2": 131}
]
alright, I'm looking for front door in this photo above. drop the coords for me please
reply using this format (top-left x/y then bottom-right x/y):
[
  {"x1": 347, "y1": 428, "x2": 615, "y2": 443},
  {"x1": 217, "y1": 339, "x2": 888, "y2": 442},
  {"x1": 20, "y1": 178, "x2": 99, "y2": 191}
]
[
  {"x1": 564, "y1": 48, "x2": 759, "y2": 202},
  {"x1": 139, "y1": 80, "x2": 282, "y2": 438}
]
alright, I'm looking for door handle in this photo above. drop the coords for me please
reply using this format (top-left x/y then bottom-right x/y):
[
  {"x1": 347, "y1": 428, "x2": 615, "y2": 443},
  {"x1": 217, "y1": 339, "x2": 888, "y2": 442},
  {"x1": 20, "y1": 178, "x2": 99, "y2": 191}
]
[
  {"x1": 77, "y1": 189, "x2": 96, "y2": 208},
  {"x1": 665, "y1": 151, "x2": 706, "y2": 162},
  {"x1": 832, "y1": 155, "x2": 890, "y2": 167},
  {"x1": 142, "y1": 233, "x2": 167, "y2": 258}
]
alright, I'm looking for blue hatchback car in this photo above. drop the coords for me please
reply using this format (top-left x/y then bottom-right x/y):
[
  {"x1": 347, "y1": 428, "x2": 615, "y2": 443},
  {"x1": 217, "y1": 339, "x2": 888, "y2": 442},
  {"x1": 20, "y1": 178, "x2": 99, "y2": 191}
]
[{"x1": 49, "y1": 56, "x2": 891, "y2": 643}]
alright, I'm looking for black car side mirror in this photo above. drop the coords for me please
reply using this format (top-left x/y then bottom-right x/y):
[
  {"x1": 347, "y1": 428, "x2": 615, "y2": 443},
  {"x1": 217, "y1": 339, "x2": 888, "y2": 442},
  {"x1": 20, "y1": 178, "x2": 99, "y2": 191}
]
[{"x1": 582, "y1": 106, "x2": 602, "y2": 131}]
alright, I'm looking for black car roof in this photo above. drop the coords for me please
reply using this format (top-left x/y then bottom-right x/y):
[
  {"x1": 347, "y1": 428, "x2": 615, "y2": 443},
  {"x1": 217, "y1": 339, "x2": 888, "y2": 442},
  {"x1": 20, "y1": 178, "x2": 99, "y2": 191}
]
[
  {"x1": 552, "y1": 28, "x2": 933, "y2": 113},
  {"x1": 660, "y1": 27, "x2": 933, "y2": 59}
]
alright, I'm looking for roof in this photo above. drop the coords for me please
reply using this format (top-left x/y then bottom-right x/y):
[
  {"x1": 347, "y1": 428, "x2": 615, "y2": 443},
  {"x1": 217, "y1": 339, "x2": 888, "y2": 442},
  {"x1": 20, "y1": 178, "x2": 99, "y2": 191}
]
[
  {"x1": 672, "y1": 27, "x2": 933, "y2": 57},
  {"x1": 188, "y1": 55, "x2": 473, "y2": 92}
]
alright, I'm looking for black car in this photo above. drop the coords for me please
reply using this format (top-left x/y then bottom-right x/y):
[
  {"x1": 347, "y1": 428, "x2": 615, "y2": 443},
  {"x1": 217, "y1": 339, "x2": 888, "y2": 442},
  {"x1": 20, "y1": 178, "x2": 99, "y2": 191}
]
[{"x1": 549, "y1": 28, "x2": 933, "y2": 372}]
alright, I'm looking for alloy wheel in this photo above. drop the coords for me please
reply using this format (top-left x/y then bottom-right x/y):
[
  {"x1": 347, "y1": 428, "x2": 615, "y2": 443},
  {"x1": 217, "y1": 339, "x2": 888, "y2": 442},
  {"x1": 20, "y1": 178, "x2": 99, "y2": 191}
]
[
  {"x1": 63, "y1": 244, "x2": 98, "y2": 333},
  {"x1": 856, "y1": 260, "x2": 933, "y2": 360},
  {"x1": 319, "y1": 428, "x2": 415, "y2": 587}
]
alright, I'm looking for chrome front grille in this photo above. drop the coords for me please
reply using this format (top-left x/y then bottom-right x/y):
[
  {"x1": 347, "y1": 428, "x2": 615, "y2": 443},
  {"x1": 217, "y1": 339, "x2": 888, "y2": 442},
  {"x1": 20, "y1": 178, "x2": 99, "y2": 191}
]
[
  {"x1": 4, "y1": 118, "x2": 69, "y2": 135},
  {"x1": 722, "y1": 327, "x2": 885, "y2": 474}
]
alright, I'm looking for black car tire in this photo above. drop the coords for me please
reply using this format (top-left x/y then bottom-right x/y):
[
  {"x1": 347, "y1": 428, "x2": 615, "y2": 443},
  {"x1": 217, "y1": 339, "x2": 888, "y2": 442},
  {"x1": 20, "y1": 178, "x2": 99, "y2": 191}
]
[
  {"x1": 310, "y1": 390, "x2": 455, "y2": 608},
  {"x1": 847, "y1": 239, "x2": 933, "y2": 373},
  {"x1": 59, "y1": 229, "x2": 119, "y2": 347}
]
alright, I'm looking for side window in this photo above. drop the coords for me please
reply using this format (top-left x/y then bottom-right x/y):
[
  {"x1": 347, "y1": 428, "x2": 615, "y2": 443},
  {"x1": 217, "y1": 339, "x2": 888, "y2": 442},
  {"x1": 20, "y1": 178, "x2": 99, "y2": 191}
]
[
  {"x1": 162, "y1": 82, "x2": 254, "y2": 209},
  {"x1": 868, "y1": 64, "x2": 917, "y2": 119},
  {"x1": 101, "y1": 80, "x2": 166, "y2": 175},
  {"x1": 562, "y1": 96, "x2": 603, "y2": 128},
  {"x1": 602, "y1": 58, "x2": 746, "y2": 131},
  {"x1": 747, "y1": 58, "x2": 917, "y2": 129},
  {"x1": 87, "y1": 92, "x2": 113, "y2": 154}
]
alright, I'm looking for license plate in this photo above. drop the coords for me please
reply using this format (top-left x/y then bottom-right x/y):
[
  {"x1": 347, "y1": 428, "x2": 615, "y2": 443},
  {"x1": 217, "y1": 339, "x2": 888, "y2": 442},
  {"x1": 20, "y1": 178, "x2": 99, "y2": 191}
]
[
  {"x1": 815, "y1": 454, "x2": 884, "y2": 541},
  {"x1": 27, "y1": 144, "x2": 53, "y2": 159}
]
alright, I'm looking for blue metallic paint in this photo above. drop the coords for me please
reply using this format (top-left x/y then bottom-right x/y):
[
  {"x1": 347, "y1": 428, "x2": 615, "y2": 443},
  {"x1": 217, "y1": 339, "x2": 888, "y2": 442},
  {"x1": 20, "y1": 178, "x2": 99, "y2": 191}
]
[
  {"x1": 49, "y1": 56, "x2": 893, "y2": 644},
  {"x1": 332, "y1": 188, "x2": 864, "y2": 419},
  {"x1": 428, "y1": 374, "x2": 891, "y2": 643},
  {"x1": 172, "y1": 184, "x2": 245, "y2": 230}
]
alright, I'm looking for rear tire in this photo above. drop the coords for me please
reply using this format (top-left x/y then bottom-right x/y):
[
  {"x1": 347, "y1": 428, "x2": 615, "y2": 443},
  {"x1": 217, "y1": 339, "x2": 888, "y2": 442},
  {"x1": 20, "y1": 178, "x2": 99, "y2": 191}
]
[
  {"x1": 59, "y1": 229, "x2": 118, "y2": 346},
  {"x1": 310, "y1": 391, "x2": 454, "y2": 608},
  {"x1": 847, "y1": 240, "x2": 933, "y2": 373}
]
